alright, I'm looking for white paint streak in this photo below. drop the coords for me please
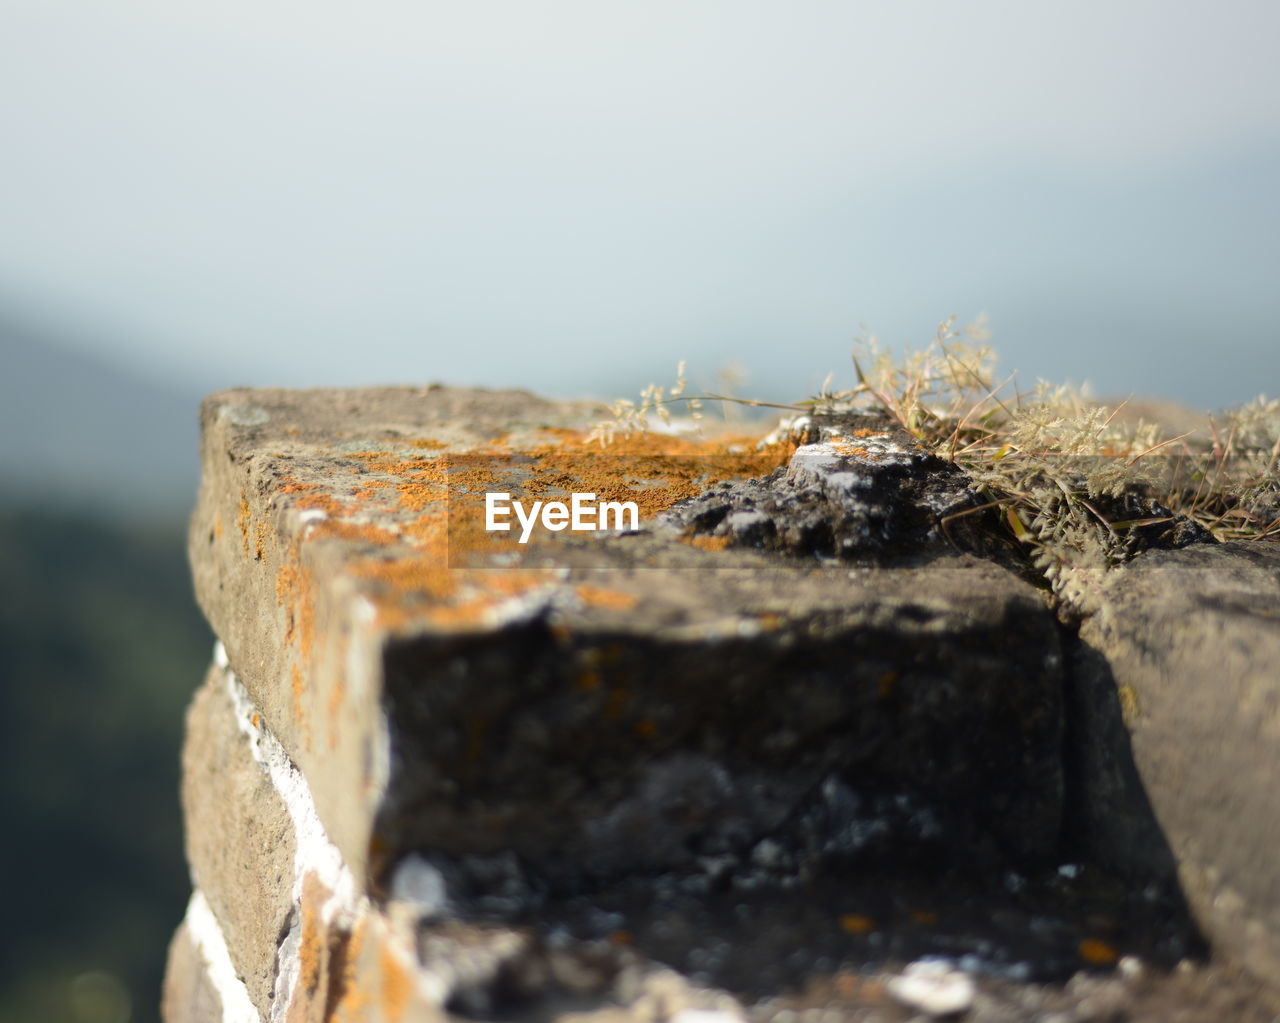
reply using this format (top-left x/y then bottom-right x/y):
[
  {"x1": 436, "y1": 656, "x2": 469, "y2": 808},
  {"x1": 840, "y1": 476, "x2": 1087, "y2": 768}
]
[{"x1": 184, "y1": 890, "x2": 263, "y2": 1023}]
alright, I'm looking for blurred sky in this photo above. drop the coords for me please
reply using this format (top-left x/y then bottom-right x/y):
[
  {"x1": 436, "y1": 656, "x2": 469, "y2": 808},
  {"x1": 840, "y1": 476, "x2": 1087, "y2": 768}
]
[{"x1": 2, "y1": 0, "x2": 1278, "y2": 409}]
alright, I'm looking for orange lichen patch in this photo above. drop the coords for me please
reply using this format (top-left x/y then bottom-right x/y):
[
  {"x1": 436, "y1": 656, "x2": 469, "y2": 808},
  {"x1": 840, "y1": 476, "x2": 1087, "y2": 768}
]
[
  {"x1": 908, "y1": 909, "x2": 939, "y2": 925},
  {"x1": 407, "y1": 438, "x2": 447, "y2": 450},
  {"x1": 575, "y1": 584, "x2": 638, "y2": 610},
  {"x1": 278, "y1": 561, "x2": 316, "y2": 662},
  {"x1": 681, "y1": 534, "x2": 732, "y2": 552},
  {"x1": 397, "y1": 478, "x2": 450, "y2": 514},
  {"x1": 265, "y1": 425, "x2": 797, "y2": 636},
  {"x1": 254, "y1": 519, "x2": 271, "y2": 561},
  {"x1": 328, "y1": 916, "x2": 370, "y2": 1022},
  {"x1": 851, "y1": 428, "x2": 890, "y2": 438},
  {"x1": 237, "y1": 495, "x2": 251, "y2": 556},
  {"x1": 291, "y1": 664, "x2": 305, "y2": 727},
  {"x1": 311, "y1": 520, "x2": 400, "y2": 548},
  {"x1": 378, "y1": 944, "x2": 411, "y2": 1021},
  {"x1": 877, "y1": 670, "x2": 900, "y2": 699},
  {"x1": 832, "y1": 973, "x2": 886, "y2": 1001},
  {"x1": 294, "y1": 873, "x2": 331, "y2": 1011},
  {"x1": 213, "y1": 514, "x2": 224, "y2": 540},
  {"x1": 414, "y1": 572, "x2": 552, "y2": 629},
  {"x1": 755, "y1": 611, "x2": 784, "y2": 631},
  {"x1": 292, "y1": 492, "x2": 351, "y2": 517},
  {"x1": 1078, "y1": 938, "x2": 1119, "y2": 965},
  {"x1": 831, "y1": 442, "x2": 871, "y2": 458},
  {"x1": 839, "y1": 913, "x2": 876, "y2": 935},
  {"x1": 346, "y1": 450, "x2": 437, "y2": 468}
]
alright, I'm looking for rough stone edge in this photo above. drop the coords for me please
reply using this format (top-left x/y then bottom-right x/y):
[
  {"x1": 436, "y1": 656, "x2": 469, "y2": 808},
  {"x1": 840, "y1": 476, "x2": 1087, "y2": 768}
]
[
  {"x1": 200, "y1": 643, "x2": 440, "y2": 1021},
  {"x1": 179, "y1": 890, "x2": 262, "y2": 1023},
  {"x1": 216, "y1": 641, "x2": 361, "y2": 928}
]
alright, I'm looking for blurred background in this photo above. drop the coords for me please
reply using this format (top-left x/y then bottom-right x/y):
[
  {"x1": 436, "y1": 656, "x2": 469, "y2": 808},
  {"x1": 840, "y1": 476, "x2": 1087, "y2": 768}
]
[{"x1": 1, "y1": 2, "x2": 1276, "y2": 1020}]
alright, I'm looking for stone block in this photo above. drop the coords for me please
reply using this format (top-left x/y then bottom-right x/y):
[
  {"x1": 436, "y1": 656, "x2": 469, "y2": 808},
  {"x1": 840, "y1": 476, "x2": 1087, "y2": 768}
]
[
  {"x1": 1077, "y1": 540, "x2": 1280, "y2": 985},
  {"x1": 182, "y1": 661, "x2": 297, "y2": 1016},
  {"x1": 188, "y1": 389, "x2": 1067, "y2": 891}
]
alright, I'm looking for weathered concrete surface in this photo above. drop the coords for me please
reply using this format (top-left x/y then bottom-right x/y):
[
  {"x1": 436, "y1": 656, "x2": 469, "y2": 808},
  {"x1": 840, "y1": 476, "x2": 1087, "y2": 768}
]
[
  {"x1": 182, "y1": 662, "x2": 298, "y2": 1016},
  {"x1": 1077, "y1": 540, "x2": 1280, "y2": 990},
  {"x1": 189, "y1": 388, "x2": 1068, "y2": 892},
  {"x1": 177, "y1": 385, "x2": 1280, "y2": 1021}
]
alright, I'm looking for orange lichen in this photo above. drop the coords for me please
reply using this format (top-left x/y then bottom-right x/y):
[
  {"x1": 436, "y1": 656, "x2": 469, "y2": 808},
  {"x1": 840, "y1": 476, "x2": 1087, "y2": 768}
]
[
  {"x1": 575, "y1": 584, "x2": 638, "y2": 610},
  {"x1": 378, "y1": 945, "x2": 411, "y2": 1021},
  {"x1": 312, "y1": 520, "x2": 400, "y2": 548},
  {"x1": 681, "y1": 534, "x2": 732, "y2": 552},
  {"x1": 254, "y1": 519, "x2": 271, "y2": 561},
  {"x1": 295, "y1": 874, "x2": 330, "y2": 1008},
  {"x1": 908, "y1": 909, "x2": 939, "y2": 925},
  {"x1": 877, "y1": 670, "x2": 900, "y2": 699},
  {"x1": 276, "y1": 545, "x2": 316, "y2": 663},
  {"x1": 1078, "y1": 938, "x2": 1119, "y2": 965},
  {"x1": 259, "y1": 424, "x2": 796, "y2": 637},
  {"x1": 237, "y1": 495, "x2": 251, "y2": 556},
  {"x1": 328, "y1": 916, "x2": 369, "y2": 1021},
  {"x1": 291, "y1": 664, "x2": 305, "y2": 724},
  {"x1": 293, "y1": 492, "x2": 351, "y2": 516},
  {"x1": 839, "y1": 913, "x2": 876, "y2": 935}
]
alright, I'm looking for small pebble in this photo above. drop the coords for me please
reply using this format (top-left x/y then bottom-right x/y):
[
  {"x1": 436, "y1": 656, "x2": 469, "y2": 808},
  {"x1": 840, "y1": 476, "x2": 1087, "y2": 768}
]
[
  {"x1": 671, "y1": 1012, "x2": 744, "y2": 1023},
  {"x1": 886, "y1": 960, "x2": 975, "y2": 1017}
]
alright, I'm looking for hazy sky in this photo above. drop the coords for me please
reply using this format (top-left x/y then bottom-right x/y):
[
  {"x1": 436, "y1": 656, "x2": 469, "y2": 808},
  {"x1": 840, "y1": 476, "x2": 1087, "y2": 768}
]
[{"x1": 3, "y1": 0, "x2": 1278, "y2": 407}]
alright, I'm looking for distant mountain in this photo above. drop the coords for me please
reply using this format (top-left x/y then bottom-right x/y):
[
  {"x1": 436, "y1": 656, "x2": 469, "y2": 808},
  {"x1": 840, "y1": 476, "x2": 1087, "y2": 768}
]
[{"x1": 0, "y1": 313, "x2": 203, "y2": 520}]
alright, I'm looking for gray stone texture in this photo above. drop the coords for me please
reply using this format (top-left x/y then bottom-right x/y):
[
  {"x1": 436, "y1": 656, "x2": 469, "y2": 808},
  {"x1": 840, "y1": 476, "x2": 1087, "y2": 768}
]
[
  {"x1": 1078, "y1": 540, "x2": 1280, "y2": 988},
  {"x1": 182, "y1": 661, "x2": 297, "y2": 1017}
]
